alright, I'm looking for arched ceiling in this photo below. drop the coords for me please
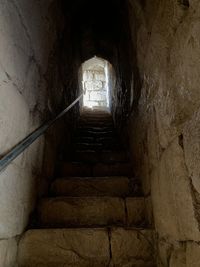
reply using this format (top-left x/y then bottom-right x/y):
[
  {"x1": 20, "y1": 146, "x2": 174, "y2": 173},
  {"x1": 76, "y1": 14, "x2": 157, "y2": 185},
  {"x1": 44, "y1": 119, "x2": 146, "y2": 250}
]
[{"x1": 62, "y1": 0, "x2": 130, "y2": 63}]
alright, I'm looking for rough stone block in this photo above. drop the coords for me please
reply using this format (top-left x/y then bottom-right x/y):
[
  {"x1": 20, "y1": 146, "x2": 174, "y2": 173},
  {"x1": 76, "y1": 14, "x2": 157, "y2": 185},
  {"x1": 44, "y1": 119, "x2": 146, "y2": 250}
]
[
  {"x1": 126, "y1": 198, "x2": 146, "y2": 226},
  {"x1": 0, "y1": 238, "x2": 17, "y2": 267},
  {"x1": 145, "y1": 196, "x2": 154, "y2": 227},
  {"x1": 93, "y1": 163, "x2": 132, "y2": 176},
  {"x1": 183, "y1": 108, "x2": 200, "y2": 194},
  {"x1": 169, "y1": 245, "x2": 186, "y2": 267},
  {"x1": 38, "y1": 197, "x2": 126, "y2": 227},
  {"x1": 59, "y1": 162, "x2": 92, "y2": 177},
  {"x1": 18, "y1": 229, "x2": 110, "y2": 267},
  {"x1": 89, "y1": 91, "x2": 107, "y2": 102},
  {"x1": 94, "y1": 73, "x2": 106, "y2": 81},
  {"x1": 111, "y1": 228, "x2": 155, "y2": 267},
  {"x1": 72, "y1": 151, "x2": 127, "y2": 163},
  {"x1": 157, "y1": 238, "x2": 173, "y2": 267},
  {"x1": 83, "y1": 71, "x2": 93, "y2": 81},
  {"x1": 151, "y1": 138, "x2": 200, "y2": 241},
  {"x1": 0, "y1": 0, "x2": 55, "y2": 241},
  {"x1": 51, "y1": 177, "x2": 131, "y2": 197},
  {"x1": 186, "y1": 242, "x2": 200, "y2": 267},
  {"x1": 0, "y1": 162, "x2": 36, "y2": 238},
  {"x1": 85, "y1": 81, "x2": 103, "y2": 91}
]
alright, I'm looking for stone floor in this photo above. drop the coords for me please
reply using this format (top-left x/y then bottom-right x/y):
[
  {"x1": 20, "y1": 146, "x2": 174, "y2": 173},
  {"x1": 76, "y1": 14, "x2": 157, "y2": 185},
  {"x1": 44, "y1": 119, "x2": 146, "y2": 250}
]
[{"x1": 17, "y1": 110, "x2": 156, "y2": 267}]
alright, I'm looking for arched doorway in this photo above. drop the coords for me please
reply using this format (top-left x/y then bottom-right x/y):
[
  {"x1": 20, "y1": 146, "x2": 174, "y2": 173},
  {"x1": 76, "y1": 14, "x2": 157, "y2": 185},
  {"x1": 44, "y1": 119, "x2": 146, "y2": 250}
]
[{"x1": 80, "y1": 56, "x2": 114, "y2": 111}]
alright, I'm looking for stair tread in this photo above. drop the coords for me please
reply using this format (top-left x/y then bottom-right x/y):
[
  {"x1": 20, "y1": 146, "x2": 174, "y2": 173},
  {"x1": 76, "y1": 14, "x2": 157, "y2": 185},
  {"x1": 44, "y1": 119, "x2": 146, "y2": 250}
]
[
  {"x1": 58, "y1": 162, "x2": 133, "y2": 177},
  {"x1": 18, "y1": 228, "x2": 155, "y2": 267},
  {"x1": 93, "y1": 162, "x2": 133, "y2": 176},
  {"x1": 50, "y1": 176, "x2": 140, "y2": 197},
  {"x1": 38, "y1": 197, "x2": 146, "y2": 228},
  {"x1": 68, "y1": 150, "x2": 128, "y2": 163},
  {"x1": 17, "y1": 111, "x2": 156, "y2": 267}
]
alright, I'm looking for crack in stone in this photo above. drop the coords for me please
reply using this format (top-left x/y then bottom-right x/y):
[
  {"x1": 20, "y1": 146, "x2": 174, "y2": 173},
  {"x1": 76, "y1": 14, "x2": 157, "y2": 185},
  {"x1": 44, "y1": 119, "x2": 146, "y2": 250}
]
[
  {"x1": 8, "y1": 0, "x2": 44, "y2": 76},
  {"x1": 124, "y1": 198, "x2": 129, "y2": 226},
  {"x1": 107, "y1": 228, "x2": 113, "y2": 267},
  {"x1": 56, "y1": 245, "x2": 87, "y2": 262},
  {"x1": 180, "y1": 135, "x2": 200, "y2": 232},
  {"x1": 189, "y1": 180, "x2": 200, "y2": 232},
  {"x1": 8, "y1": 0, "x2": 34, "y2": 55}
]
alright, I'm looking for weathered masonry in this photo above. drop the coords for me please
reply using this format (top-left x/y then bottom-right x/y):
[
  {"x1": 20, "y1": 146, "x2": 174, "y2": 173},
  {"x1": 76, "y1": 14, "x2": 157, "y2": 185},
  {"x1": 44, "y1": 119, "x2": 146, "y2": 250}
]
[{"x1": 0, "y1": 0, "x2": 200, "y2": 266}]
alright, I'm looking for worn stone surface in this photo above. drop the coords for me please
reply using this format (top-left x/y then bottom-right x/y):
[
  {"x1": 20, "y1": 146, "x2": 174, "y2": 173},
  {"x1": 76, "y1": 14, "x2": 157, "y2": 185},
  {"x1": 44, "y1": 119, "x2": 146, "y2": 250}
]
[
  {"x1": 0, "y1": 160, "x2": 36, "y2": 238},
  {"x1": 157, "y1": 238, "x2": 173, "y2": 267},
  {"x1": 38, "y1": 197, "x2": 126, "y2": 227},
  {"x1": 0, "y1": 0, "x2": 52, "y2": 238},
  {"x1": 127, "y1": 0, "x2": 200, "y2": 264},
  {"x1": 0, "y1": 0, "x2": 66, "y2": 264},
  {"x1": 18, "y1": 229, "x2": 110, "y2": 267},
  {"x1": 0, "y1": 238, "x2": 18, "y2": 267},
  {"x1": 169, "y1": 245, "x2": 186, "y2": 267},
  {"x1": 183, "y1": 108, "x2": 200, "y2": 194},
  {"x1": 126, "y1": 198, "x2": 146, "y2": 226},
  {"x1": 93, "y1": 163, "x2": 132, "y2": 176},
  {"x1": 0, "y1": 0, "x2": 58, "y2": 239},
  {"x1": 145, "y1": 196, "x2": 154, "y2": 227},
  {"x1": 72, "y1": 151, "x2": 128, "y2": 163},
  {"x1": 151, "y1": 139, "x2": 200, "y2": 241},
  {"x1": 186, "y1": 242, "x2": 200, "y2": 267},
  {"x1": 51, "y1": 177, "x2": 131, "y2": 197},
  {"x1": 60, "y1": 162, "x2": 92, "y2": 177},
  {"x1": 111, "y1": 228, "x2": 155, "y2": 267}
]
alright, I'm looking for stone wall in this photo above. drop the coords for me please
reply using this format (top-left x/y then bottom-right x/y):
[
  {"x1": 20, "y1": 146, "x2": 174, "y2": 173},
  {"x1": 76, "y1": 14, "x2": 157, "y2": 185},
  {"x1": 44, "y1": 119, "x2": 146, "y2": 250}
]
[
  {"x1": 0, "y1": 0, "x2": 64, "y2": 265},
  {"x1": 82, "y1": 57, "x2": 108, "y2": 108},
  {"x1": 83, "y1": 70, "x2": 107, "y2": 108},
  {"x1": 127, "y1": 0, "x2": 200, "y2": 265}
]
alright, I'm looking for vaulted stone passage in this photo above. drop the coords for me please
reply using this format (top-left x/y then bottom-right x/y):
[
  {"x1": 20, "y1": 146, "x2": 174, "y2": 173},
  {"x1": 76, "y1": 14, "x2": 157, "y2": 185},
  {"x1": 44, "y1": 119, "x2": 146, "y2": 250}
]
[
  {"x1": 18, "y1": 110, "x2": 155, "y2": 267},
  {"x1": 1, "y1": 0, "x2": 200, "y2": 266}
]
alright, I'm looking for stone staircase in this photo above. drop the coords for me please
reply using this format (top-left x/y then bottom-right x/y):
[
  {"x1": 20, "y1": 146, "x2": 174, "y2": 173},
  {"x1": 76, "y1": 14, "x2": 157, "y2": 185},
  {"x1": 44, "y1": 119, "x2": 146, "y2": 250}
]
[{"x1": 17, "y1": 110, "x2": 156, "y2": 267}]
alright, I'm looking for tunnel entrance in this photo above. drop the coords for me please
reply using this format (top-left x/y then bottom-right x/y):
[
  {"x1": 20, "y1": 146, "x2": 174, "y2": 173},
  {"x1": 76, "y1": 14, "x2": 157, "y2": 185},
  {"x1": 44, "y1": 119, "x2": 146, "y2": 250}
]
[{"x1": 80, "y1": 57, "x2": 113, "y2": 111}]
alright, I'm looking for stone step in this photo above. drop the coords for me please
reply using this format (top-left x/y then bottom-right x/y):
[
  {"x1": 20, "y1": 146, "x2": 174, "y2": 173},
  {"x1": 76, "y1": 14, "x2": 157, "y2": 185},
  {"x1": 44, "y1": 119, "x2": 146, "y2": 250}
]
[
  {"x1": 79, "y1": 116, "x2": 112, "y2": 122},
  {"x1": 50, "y1": 176, "x2": 132, "y2": 197},
  {"x1": 73, "y1": 143, "x2": 119, "y2": 151},
  {"x1": 38, "y1": 197, "x2": 146, "y2": 227},
  {"x1": 77, "y1": 126, "x2": 115, "y2": 136},
  {"x1": 18, "y1": 228, "x2": 110, "y2": 267},
  {"x1": 111, "y1": 228, "x2": 156, "y2": 267},
  {"x1": 59, "y1": 162, "x2": 133, "y2": 177},
  {"x1": 38, "y1": 197, "x2": 125, "y2": 227},
  {"x1": 79, "y1": 122, "x2": 113, "y2": 129},
  {"x1": 58, "y1": 162, "x2": 92, "y2": 176},
  {"x1": 80, "y1": 109, "x2": 110, "y2": 116},
  {"x1": 18, "y1": 228, "x2": 155, "y2": 267},
  {"x1": 79, "y1": 120, "x2": 112, "y2": 125},
  {"x1": 79, "y1": 117, "x2": 113, "y2": 123},
  {"x1": 80, "y1": 112, "x2": 111, "y2": 117},
  {"x1": 77, "y1": 126, "x2": 114, "y2": 133},
  {"x1": 74, "y1": 136, "x2": 119, "y2": 145},
  {"x1": 70, "y1": 151, "x2": 128, "y2": 163},
  {"x1": 80, "y1": 114, "x2": 112, "y2": 119},
  {"x1": 93, "y1": 162, "x2": 133, "y2": 176},
  {"x1": 76, "y1": 129, "x2": 115, "y2": 138}
]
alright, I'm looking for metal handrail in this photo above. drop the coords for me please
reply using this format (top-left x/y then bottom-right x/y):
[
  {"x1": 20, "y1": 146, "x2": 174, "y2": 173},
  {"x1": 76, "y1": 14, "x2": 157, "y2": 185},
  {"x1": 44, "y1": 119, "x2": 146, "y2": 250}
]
[{"x1": 0, "y1": 94, "x2": 83, "y2": 174}]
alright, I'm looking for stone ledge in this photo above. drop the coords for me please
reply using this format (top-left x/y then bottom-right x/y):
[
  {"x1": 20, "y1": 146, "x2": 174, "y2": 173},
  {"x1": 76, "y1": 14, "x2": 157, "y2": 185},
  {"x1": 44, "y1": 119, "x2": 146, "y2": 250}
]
[
  {"x1": 18, "y1": 229, "x2": 110, "y2": 267},
  {"x1": 18, "y1": 228, "x2": 156, "y2": 267},
  {"x1": 50, "y1": 176, "x2": 131, "y2": 197},
  {"x1": 38, "y1": 197, "x2": 126, "y2": 227}
]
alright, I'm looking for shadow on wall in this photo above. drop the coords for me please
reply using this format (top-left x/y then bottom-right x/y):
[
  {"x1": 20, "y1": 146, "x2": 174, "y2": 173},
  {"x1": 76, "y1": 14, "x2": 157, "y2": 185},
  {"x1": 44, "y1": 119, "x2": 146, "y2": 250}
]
[{"x1": 79, "y1": 56, "x2": 115, "y2": 112}]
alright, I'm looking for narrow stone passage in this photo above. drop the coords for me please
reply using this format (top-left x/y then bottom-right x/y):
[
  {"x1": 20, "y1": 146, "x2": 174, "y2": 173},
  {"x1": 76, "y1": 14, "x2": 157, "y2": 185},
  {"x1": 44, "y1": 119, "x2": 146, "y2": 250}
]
[{"x1": 18, "y1": 110, "x2": 156, "y2": 267}]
